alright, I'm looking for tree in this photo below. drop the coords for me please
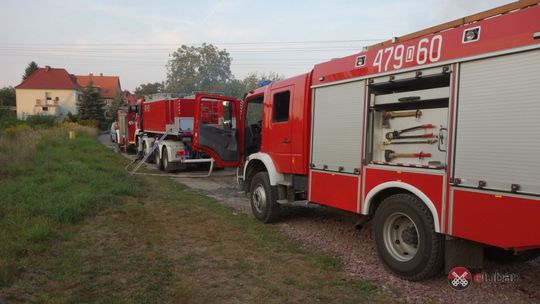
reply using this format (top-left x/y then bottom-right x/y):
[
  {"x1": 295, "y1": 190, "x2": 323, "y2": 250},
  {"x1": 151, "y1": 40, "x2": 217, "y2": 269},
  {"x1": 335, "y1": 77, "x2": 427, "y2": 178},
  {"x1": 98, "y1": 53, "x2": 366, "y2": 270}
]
[
  {"x1": 221, "y1": 79, "x2": 247, "y2": 99},
  {"x1": 22, "y1": 61, "x2": 39, "y2": 81},
  {"x1": 77, "y1": 82, "x2": 105, "y2": 121},
  {"x1": 134, "y1": 82, "x2": 164, "y2": 97},
  {"x1": 242, "y1": 72, "x2": 284, "y2": 92},
  {"x1": 165, "y1": 43, "x2": 232, "y2": 94},
  {"x1": 107, "y1": 91, "x2": 126, "y2": 119},
  {"x1": 0, "y1": 86, "x2": 16, "y2": 106}
]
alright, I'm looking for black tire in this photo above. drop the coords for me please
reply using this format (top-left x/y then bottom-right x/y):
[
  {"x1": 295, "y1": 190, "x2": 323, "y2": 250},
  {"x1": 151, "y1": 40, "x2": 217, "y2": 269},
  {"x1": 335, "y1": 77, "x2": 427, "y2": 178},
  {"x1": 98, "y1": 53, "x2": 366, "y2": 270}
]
[
  {"x1": 162, "y1": 146, "x2": 174, "y2": 173},
  {"x1": 485, "y1": 247, "x2": 540, "y2": 264},
  {"x1": 144, "y1": 142, "x2": 155, "y2": 163},
  {"x1": 373, "y1": 193, "x2": 444, "y2": 281},
  {"x1": 249, "y1": 172, "x2": 281, "y2": 223},
  {"x1": 155, "y1": 146, "x2": 163, "y2": 171}
]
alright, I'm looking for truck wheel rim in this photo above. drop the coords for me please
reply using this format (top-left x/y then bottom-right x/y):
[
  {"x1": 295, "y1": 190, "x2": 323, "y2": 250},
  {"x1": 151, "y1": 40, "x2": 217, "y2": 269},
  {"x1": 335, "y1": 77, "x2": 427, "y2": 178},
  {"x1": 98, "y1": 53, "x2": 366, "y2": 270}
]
[
  {"x1": 383, "y1": 212, "x2": 419, "y2": 262},
  {"x1": 252, "y1": 184, "x2": 267, "y2": 213}
]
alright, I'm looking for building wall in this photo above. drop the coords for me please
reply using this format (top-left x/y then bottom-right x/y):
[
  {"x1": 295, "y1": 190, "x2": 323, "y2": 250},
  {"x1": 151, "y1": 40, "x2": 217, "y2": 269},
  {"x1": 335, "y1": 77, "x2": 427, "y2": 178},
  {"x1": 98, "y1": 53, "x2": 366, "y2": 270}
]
[{"x1": 16, "y1": 89, "x2": 80, "y2": 119}]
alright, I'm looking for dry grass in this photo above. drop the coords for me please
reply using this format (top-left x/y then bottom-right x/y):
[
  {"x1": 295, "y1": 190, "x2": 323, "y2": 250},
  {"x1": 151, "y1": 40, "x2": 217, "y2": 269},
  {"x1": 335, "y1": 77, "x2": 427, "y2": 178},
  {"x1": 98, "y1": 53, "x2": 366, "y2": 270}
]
[
  {"x1": 0, "y1": 171, "x2": 392, "y2": 303},
  {"x1": 0, "y1": 124, "x2": 96, "y2": 176},
  {"x1": 0, "y1": 128, "x2": 394, "y2": 303}
]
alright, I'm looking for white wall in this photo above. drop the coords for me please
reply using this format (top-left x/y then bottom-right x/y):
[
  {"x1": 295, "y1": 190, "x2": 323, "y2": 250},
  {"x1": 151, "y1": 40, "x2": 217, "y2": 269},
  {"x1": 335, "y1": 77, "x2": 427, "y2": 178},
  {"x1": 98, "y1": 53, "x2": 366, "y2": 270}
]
[{"x1": 16, "y1": 89, "x2": 80, "y2": 119}]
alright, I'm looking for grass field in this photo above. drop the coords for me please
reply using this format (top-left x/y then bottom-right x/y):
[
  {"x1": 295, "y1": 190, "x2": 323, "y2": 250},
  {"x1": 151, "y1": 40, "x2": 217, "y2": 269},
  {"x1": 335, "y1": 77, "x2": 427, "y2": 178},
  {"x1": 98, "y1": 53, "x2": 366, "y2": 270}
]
[
  {"x1": 0, "y1": 127, "x2": 392, "y2": 303},
  {"x1": 0, "y1": 126, "x2": 140, "y2": 287}
]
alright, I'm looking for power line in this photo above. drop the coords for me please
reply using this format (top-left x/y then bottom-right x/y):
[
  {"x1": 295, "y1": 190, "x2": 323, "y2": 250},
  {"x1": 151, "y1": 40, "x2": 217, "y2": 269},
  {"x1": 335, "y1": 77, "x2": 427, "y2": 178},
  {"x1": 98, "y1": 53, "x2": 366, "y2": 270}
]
[{"x1": 0, "y1": 39, "x2": 383, "y2": 47}]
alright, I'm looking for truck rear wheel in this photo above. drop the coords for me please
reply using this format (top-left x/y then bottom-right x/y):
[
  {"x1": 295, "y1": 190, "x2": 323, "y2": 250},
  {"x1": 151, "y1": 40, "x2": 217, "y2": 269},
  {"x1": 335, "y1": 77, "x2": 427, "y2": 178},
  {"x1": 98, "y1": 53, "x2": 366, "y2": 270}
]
[
  {"x1": 250, "y1": 172, "x2": 281, "y2": 223},
  {"x1": 373, "y1": 193, "x2": 444, "y2": 281},
  {"x1": 155, "y1": 147, "x2": 163, "y2": 171},
  {"x1": 162, "y1": 147, "x2": 174, "y2": 173}
]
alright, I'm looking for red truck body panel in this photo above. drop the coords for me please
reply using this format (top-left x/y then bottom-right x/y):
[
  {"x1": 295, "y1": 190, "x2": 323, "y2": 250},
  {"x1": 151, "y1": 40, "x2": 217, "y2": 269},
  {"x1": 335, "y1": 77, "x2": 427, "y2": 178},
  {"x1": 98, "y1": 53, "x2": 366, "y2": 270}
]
[{"x1": 141, "y1": 98, "x2": 196, "y2": 135}]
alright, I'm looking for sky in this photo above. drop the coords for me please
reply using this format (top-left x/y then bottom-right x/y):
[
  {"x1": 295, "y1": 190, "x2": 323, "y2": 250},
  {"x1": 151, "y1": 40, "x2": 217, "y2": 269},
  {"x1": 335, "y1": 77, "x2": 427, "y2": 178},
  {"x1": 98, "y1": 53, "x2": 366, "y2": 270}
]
[{"x1": 0, "y1": 0, "x2": 513, "y2": 91}]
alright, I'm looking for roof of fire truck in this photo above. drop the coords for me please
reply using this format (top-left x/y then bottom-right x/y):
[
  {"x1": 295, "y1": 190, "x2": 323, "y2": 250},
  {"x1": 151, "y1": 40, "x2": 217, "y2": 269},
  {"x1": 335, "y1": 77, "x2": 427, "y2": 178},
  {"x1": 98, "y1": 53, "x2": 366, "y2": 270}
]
[{"x1": 311, "y1": 0, "x2": 540, "y2": 86}]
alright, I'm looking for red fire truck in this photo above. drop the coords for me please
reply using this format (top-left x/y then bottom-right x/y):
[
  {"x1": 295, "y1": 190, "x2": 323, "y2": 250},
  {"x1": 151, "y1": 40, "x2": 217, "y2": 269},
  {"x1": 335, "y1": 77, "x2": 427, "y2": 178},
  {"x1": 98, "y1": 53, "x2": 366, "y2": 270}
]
[
  {"x1": 115, "y1": 105, "x2": 139, "y2": 151},
  {"x1": 190, "y1": 1, "x2": 540, "y2": 280},
  {"x1": 132, "y1": 93, "x2": 237, "y2": 172}
]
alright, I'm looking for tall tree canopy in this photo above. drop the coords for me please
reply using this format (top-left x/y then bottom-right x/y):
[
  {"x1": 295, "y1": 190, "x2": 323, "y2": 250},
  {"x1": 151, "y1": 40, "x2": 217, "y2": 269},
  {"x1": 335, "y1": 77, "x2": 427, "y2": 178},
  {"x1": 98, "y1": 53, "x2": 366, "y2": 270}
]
[
  {"x1": 77, "y1": 82, "x2": 105, "y2": 121},
  {"x1": 165, "y1": 43, "x2": 232, "y2": 94},
  {"x1": 134, "y1": 82, "x2": 164, "y2": 97},
  {"x1": 22, "y1": 61, "x2": 39, "y2": 81},
  {"x1": 0, "y1": 86, "x2": 16, "y2": 106}
]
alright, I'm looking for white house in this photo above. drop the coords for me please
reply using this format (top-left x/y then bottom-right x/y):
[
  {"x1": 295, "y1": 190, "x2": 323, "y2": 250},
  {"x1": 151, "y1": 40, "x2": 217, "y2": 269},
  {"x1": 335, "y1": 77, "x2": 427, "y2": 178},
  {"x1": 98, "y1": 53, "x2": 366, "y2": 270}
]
[{"x1": 15, "y1": 66, "x2": 81, "y2": 119}]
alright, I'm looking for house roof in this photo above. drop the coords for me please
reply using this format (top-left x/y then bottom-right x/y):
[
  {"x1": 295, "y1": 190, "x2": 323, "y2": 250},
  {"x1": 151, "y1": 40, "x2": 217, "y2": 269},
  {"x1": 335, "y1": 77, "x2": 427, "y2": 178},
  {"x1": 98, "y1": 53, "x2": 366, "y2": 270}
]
[
  {"x1": 76, "y1": 74, "x2": 121, "y2": 99},
  {"x1": 15, "y1": 66, "x2": 81, "y2": 90},
  {"x1": 123, "y1": 90, "x2": 138, "y2": 106}
]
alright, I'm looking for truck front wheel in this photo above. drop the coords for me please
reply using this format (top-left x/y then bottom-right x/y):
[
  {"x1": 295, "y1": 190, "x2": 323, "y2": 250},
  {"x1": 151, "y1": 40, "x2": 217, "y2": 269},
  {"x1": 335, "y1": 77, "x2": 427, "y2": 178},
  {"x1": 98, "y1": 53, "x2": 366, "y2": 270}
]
[
  {"x1": 250, "y1": 172, "x2": 281, "y2": 223},
  {"x1": 373, "y1": 193, "x2": 444, "y2": 281}
]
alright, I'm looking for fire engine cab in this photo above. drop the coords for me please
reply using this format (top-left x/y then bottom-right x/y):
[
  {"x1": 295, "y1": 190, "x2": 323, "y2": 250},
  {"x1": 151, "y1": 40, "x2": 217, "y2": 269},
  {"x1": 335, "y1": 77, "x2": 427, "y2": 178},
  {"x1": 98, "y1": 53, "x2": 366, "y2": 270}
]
[{"x1": 191, "y1": 1, "x2": 540, "y2": 280}]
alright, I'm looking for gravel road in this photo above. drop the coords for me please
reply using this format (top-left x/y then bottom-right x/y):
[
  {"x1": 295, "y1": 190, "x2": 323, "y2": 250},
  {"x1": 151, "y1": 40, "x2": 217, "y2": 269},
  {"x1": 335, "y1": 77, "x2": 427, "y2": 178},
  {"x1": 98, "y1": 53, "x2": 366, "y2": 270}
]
[{"x1": 99, "y1": 134, "x2": 540, "y2": 304}]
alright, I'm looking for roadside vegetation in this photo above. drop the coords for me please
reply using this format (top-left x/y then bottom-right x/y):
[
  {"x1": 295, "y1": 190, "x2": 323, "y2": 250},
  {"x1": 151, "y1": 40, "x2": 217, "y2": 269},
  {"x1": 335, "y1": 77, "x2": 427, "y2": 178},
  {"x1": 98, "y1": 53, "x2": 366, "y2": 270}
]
[
  {"x1": 0, "y1": 119, "x2": 390, "y2": 303},
  {"x1": 0, "y1": 120, "x2": 139, "y2": 287}
]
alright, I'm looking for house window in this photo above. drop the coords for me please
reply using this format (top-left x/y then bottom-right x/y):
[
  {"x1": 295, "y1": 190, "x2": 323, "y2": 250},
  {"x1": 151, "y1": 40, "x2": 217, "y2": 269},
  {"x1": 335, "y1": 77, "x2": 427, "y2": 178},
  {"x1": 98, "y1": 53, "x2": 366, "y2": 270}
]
[
  {"x1": 45, "y1": 92, "x2": 52, "y2": 100},
  {"x1": 42, "y1": 107, "x2": 49, "y2": 112},
  {"x1": 273, "y1": 91, "x2": 290, "y2": 122}
]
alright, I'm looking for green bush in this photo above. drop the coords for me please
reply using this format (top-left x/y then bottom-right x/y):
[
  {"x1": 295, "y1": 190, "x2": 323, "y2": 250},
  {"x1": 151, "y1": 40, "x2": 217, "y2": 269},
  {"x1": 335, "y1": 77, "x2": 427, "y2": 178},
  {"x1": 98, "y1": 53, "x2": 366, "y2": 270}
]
[
  {"x1": 99, "y1": 119, "x2": 113, "y2": 131},
  {"x1": 78, "y1": 119, "x2": 99, "y2": 128},
  {"x1": 25, "y1": 115, "x2": 58, "y2": 128},
  {"x1": 4, "y1": 124, "x2": 32, "y2": 136},
  {"x1": 0, "y1": 114, "x2": 20, "y2": 129}
]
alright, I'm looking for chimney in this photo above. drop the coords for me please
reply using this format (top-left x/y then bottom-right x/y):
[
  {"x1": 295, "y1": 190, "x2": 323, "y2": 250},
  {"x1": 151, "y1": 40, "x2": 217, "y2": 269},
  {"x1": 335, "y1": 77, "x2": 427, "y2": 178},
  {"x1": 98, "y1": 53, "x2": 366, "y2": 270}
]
[
  {"x1": 45, "y1": 65, "x2": 51, "y2": 71},
  {"x1": 100, "y1": 73, "x2": 103, "y2": 76}
]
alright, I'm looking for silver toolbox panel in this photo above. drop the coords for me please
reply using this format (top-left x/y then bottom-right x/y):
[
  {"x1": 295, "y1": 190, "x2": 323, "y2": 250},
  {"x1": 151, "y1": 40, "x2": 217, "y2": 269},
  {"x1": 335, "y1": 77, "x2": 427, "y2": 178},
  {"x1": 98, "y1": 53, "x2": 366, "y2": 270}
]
[
  {"x1": 454, "y1": 49, "x2": 540, "y2": 195},
  {"x1": 373, "y1": 87, "x2": 449, "y2": 106},
  {"x1": 311, "y1": 81, "x2": 365, "y2": 173}
]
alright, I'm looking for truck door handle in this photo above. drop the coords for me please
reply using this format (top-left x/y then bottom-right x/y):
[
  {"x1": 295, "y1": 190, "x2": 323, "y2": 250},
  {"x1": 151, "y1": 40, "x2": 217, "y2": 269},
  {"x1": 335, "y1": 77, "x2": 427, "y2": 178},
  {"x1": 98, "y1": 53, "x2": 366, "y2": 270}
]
[{"x1": 282, "y1": 138, "x2": 291, "y2": 144}]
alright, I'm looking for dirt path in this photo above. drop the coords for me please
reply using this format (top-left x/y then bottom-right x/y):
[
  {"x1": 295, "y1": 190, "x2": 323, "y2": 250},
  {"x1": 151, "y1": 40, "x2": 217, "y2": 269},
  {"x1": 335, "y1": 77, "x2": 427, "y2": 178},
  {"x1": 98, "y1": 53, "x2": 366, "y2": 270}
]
[{"x1": 99, "y1": 134, "x2": 540, "y2": 304}]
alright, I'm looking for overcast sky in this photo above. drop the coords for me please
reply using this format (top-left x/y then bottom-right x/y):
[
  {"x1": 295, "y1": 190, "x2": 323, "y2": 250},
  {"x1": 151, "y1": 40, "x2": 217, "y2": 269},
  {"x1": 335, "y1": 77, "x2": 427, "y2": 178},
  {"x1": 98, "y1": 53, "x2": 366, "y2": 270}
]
[{"x1": 0, "y1": 0, "x2": 512, "y2": 91}]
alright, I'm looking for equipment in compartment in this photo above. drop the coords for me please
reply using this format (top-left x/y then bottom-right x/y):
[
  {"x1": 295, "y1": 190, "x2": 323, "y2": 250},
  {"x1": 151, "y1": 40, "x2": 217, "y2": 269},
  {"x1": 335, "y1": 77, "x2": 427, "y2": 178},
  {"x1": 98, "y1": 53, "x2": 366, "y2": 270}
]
[
  {"x1": 384, "y1": 150, "x2": 432, "y2": 162},
  {"x1": 382, "y1": 110, "x2": 422, "y2": 128},
  {"x1": 368, "y1": 66, "x2": 450, "y2": 168},
  {"x1": 383, "y1": 139, "x2": 438, "y2": 146},
  {"x1": 385, "y1": 124, "x2": 435, "y2": 140}
]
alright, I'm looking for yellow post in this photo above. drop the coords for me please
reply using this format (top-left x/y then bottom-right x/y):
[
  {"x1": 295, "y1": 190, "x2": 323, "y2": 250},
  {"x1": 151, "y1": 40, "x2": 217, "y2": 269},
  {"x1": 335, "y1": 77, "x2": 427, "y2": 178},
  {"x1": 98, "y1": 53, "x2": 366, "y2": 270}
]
[{"x1": 69, "y1": 130, "x2": 76, "y2": 140}]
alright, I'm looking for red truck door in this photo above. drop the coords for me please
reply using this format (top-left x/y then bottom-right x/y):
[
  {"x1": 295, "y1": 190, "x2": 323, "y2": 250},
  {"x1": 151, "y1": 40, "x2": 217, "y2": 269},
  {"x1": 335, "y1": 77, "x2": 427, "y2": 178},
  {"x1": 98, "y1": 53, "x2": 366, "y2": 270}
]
[
  {"x1": 193, "y1": 93, "x2": 243, "y2": 167},
  {"x1": 266, "y1": 86, "x2": 293, "y2": 173}
]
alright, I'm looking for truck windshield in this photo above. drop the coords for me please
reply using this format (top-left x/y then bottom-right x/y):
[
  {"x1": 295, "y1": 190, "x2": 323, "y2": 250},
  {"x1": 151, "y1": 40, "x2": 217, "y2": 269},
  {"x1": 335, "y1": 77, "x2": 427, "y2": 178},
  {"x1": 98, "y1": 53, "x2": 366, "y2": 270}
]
[{"x1": 245, "y1": 97, "x2": 263, "y2": 155}]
